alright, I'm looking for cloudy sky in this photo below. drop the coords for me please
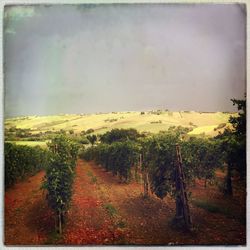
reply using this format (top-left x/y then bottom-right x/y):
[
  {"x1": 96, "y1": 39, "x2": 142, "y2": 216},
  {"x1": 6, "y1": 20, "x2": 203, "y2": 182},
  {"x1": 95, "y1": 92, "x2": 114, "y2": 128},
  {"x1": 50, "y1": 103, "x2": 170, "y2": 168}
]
[{"x1": 4, "y1": 4, "x2": 246, "y2": 117}]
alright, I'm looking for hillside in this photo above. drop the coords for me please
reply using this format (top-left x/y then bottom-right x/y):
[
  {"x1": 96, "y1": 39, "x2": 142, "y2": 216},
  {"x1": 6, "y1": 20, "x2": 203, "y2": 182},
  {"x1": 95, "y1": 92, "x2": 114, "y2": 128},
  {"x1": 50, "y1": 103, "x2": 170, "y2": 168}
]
[{"x1": 5, "y1": 111, "x2": 234, "y2": 137}]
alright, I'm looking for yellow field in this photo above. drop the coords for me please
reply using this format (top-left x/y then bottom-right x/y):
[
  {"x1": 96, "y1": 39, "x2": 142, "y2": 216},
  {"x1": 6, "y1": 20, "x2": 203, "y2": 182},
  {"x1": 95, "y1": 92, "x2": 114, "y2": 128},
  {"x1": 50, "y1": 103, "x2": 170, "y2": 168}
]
[
  {"x1": 5, "y1": 140, "x2": 49, "y2": 148},
  {"x1": 5, "y1": 111, "x2": 235, "y2": 137},
  {"x1": 188, "y1": 125, "x2": 218, "y2": 136}
]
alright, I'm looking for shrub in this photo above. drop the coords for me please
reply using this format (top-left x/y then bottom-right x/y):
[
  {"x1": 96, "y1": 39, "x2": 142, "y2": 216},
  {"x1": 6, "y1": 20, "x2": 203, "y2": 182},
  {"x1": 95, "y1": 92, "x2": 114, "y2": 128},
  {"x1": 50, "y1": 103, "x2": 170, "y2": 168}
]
[
  {"x1": 5, "y1": 143, "x2": 49, "y2": 188},
  {"x1": 85, "y1": 128, "x2": 94, "y2": 134},
  {"x1": 42, "y1": 135, "x2": 79, "y2": 233},
  {"x1": 100, "y1": 128, "x2": 140, "y2": 144},
  {"x1": 82, "y1": 141, "x2": 139, "y2": 182}
]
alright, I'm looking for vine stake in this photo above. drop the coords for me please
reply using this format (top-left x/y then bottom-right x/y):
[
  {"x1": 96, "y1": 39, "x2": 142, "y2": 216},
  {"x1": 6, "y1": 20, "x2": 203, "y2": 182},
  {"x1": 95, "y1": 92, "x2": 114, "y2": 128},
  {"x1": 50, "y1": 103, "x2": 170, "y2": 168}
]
[{"x1": 175, "y1": 144, "x2": 192, "y2": 230}]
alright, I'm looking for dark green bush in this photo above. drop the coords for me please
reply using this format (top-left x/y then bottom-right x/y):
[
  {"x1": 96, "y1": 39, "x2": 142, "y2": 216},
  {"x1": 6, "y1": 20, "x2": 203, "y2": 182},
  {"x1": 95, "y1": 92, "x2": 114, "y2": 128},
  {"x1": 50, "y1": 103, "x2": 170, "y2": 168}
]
[
  {"x1": 42, "y1": 135, "x2": 79, "y2": 233},
  {"x1": 5, "y1": 143, "x2": 49, "y2": 188}
]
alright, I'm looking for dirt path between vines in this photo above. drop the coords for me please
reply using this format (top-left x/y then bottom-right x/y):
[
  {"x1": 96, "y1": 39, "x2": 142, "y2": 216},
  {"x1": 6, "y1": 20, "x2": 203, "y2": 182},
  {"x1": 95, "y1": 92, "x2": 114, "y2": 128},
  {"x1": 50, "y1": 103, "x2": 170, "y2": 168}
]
[
  {"x1": 5, "y1": 159, "x2": 246, "y2": 245},
  {"x1": 61, "y1": 160, "x2": 128, "y2": 244},
  {"x1": 4, "y1": 171, "x2": 54, "y2": 245},
  {"x1": 83, "y1": 160, "x2": 245, "y2": 245}
]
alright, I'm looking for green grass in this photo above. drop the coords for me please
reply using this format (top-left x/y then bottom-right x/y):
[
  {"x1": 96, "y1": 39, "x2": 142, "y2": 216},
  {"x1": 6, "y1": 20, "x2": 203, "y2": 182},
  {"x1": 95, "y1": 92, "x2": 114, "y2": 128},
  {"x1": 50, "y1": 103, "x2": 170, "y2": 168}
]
[
  {"x1": 87, "y1": 170, "x2": 93, "y2": 177},
  {"x1": 44, "y1": 231, "x2": 62, "y2": 245},
  {"x1": 192, "y1": 198, "x2": 245, "y2": 224},
  {"x1": 116, "y1": 219, "x2": 127, "y2": 228},
  {"x1": 6, "y1": 140, "x2": 49, "y2": 148},
  {"x1": 192, "y1": 199, "x2": 225, "y2": 213},
  {"x1": 5, "y1": 111, "x2": 234, "y2": 136},
  {"x1": 103, "y1": 203, "x2": 117, "y2": 217},
  {"x1": 86, "y1": 170, "x2": 97, "y2": 184},
  {"x1": 91, "y1": 176, "x2": 97, "y2": 184},
  {"x1": 14, "y1": 207, "x2": 22, "y2": 213}
]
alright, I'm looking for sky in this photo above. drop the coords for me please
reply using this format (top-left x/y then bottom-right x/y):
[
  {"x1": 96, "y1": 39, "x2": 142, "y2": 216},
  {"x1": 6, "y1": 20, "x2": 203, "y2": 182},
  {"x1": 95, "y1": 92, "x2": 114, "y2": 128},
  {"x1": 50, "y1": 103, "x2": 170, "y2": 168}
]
[{"x1": 4, "y1": 4, "x2": 246, "y2": 117}]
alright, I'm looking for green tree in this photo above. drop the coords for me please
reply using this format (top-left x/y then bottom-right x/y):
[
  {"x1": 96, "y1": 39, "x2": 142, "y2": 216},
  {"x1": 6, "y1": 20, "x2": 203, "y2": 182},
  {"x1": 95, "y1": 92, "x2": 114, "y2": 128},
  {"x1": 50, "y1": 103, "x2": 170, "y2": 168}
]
[
  {"x1": 5, "y1": 143, "x2": 48, "y2": 188},
  {"x1": 216, "y1": 97, "x2": 246, "y2": 195},
  {"x1": 86, "y1": 134, "x2": 97, "y2": 146},
  {"x1": 229, "y1": 98, "x2": 246, "y2": 136},
  {"x1": 181, "y1": 137, "x2": 221, "y2": 188},
  {"x1": 43, "y1": 135, "x2": 79, "y2": 233},
  {"x1": 100, "y1": 128, "x2": 140, "y2": 144}
]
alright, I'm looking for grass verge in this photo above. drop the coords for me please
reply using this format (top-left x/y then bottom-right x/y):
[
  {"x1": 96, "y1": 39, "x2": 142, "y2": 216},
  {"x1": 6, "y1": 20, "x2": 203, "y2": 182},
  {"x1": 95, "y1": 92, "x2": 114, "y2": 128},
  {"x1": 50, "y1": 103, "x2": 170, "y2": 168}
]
[
  {"x1": 103, "y1": 203, "x2": 117, "y2": 217},
  {"x1": 192, "y1": 199, "x2": 245, "y2": 225}
]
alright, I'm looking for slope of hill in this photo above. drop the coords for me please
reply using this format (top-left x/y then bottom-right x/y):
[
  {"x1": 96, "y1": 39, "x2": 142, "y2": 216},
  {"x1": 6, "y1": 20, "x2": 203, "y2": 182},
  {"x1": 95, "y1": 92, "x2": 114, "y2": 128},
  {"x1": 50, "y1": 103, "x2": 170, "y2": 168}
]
[{"x1": 5, "y1": 111, "x2": 234, "y2": 137}]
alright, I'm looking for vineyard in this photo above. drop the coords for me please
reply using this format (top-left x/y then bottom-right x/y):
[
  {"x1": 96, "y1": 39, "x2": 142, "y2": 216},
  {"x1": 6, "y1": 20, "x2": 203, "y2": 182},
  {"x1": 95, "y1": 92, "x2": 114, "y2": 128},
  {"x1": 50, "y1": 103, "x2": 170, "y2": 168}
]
[{"x1": 4, "y1": 100, "x2": 246, "y2": 245}]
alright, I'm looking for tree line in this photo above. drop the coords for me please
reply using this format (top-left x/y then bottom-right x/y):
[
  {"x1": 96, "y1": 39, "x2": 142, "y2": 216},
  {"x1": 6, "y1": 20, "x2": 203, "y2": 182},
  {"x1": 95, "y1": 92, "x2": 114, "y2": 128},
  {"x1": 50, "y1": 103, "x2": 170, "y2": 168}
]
[
  {"x1": 5, "y1": 97, "x2": 245, "y2": 231},
  {"x1": 81, "y1": 98, "x2": 246, "y2": 228},
  {"x1": 5, "y1": 135, "x2": 79, "y2": 234}
]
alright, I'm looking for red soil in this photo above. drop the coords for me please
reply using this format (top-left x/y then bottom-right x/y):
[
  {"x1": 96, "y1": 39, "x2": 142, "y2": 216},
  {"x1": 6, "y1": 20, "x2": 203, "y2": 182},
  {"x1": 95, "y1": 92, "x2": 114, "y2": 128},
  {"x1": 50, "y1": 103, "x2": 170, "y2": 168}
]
[
  {"x1": 4, "y1": 171, "x2": 54, "y2": 245},
  {"x1": 62, "y1": 160, "x2": 127, "y2": 245},
  {"x1": 4, "y1": 159, "x2": 246, "y2": 245}
]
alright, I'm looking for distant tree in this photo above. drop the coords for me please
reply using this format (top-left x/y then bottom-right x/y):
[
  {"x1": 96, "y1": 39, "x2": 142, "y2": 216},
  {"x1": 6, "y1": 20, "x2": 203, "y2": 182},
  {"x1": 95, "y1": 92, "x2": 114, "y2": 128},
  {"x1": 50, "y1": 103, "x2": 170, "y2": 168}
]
[
  {"x1": 9, "y1": 126, "x2": 17, "y2": 132},
  {"x1": 228, "y1": 98, "x2": 246, "y2": 181},
  {"x1": 216, "y1": 97, "x2": 246, "y2": 195},
  {"x1": 85, "y1": 128, "x2": 95, "y2": 134},
  {"x1": 100, "y1": 128, "x2": 140, "y2": 144},
  {"x1": 79, "y1": 137, "x2": 89, "y2": 145},
  {"x1": 167, "y1": 126, "x2": 192, "y2": 139},
  {"x1": 86, "y1": 134, "x2": 97, "y2": 146},
  {"x1": 59, "y1": 129, "x2": 66, "y2": 135},
  {"x1": 229, "y1": 98, "x2": 246, "y2": 137}
]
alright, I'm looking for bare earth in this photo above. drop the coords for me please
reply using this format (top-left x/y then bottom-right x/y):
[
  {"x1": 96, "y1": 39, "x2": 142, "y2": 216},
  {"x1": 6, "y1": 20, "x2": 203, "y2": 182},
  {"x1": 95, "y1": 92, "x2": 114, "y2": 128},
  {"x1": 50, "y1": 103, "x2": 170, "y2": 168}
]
[{"x1": 4, "y1": 159, "x2": 246, "y2": 245}]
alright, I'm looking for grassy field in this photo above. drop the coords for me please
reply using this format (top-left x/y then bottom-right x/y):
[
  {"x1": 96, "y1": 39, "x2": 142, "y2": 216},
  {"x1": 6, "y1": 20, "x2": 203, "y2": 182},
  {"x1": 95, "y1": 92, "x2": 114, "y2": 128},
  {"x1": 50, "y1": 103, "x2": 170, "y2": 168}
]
[
  {"x1": 5, "y1": 111, "x2": 234, "y2": 137},
  {"x1": 6, "y1": 140, "x2": 49, "y2": 148}
]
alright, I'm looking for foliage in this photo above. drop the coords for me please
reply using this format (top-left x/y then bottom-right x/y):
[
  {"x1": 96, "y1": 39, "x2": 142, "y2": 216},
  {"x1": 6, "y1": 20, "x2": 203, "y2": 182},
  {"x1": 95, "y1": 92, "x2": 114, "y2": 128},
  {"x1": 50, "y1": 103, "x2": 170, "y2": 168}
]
[
  {"x1": 229, "y1": 98, "x2": 246, "y2": 136},
  {"x1": 48, "y1": 135, "x2": 79, "y2": 163},
  {"x1": 43, "y1": 155, "x2": 75, "y2": 215},
  {"x1": 5, "y1": 143, "x2": 49, "y2": 188},
  {"x1": 82, "y1": 141, "x2": 139, "y2": 182},
  {"x1": 140, "y1": 131, "x2": 220, "y2": 198},
  {"x1": 99, "y1": 128, "x2": 141, "y2": 144},
  {"x1": 140, "y1": 133, "x2": 180, "y2": 199},
  {"x1": 216, "y1": 97, "x2": 246, "y2": 180},
  {"x1": 42, "y1": 135, "x2": 79, "y2": 232},
  {"x1": 214, "y1": 123, "x2": 226, "y2": 131},
  {"x1": 69, "y1": 130, "x2": 74, "y2": 135},
  {"x1": 181, "y1": 137, "x2": 221, "y2": 185},
  {"x1": 103, "y1": 203, "x2": 117, "y2": 217},
  {"x1": 85, "y1": 128, "x2": 95, "y2": 134},
  {"x1": 86, "y1": 134, "x2": 97, "y2": 146},
  {"x1": 167, "y1": 126, "x2": 192, "y2": 139}
]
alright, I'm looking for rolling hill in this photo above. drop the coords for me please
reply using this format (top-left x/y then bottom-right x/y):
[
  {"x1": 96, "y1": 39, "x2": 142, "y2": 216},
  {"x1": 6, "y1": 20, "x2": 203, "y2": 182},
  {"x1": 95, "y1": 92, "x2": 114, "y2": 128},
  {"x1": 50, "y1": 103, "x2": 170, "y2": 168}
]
[{"x1": 5, "y1": 110, "x2": 234, "y2": 138}]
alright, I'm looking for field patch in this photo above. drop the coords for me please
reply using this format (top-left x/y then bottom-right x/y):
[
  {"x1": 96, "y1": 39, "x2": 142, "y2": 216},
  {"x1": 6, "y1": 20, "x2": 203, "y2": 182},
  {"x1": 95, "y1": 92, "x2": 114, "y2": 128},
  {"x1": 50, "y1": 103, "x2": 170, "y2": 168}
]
[
  {"x1": 5, "y1": 111, "x2": 234, "y2": 136},
  {"x1": 188, "y1": 125, "x2": 218, "y2": 135},
  {"x1": 6, "y1": 140, "x2": 49, "y2": 148}
]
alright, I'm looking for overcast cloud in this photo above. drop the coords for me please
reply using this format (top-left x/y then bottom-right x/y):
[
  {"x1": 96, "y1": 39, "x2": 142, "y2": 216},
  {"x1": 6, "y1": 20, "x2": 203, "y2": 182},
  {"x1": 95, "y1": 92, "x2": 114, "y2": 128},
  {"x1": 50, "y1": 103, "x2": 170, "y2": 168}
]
[{"x1": 4, "y1": 4, "x2": 246, "y2": 117}]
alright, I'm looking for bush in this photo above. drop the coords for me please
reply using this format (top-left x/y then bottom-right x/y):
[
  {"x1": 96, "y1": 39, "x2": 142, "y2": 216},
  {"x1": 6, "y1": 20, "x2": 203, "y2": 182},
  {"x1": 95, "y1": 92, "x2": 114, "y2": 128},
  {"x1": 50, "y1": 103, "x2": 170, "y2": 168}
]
[
  {"x1": 214, "y1": 123, "x2": 227, "y2": 131},
  {"x1": 86, "y1": 128, "x2": 94, "y2": 134},
  {"x1": 100, "y1": 128, "x2": 140, "y2": 144},
  {"x1": 42, "y1": 135, "x2": 79, "y2": 233},
  {"x1": 140, "y1": 132, "x2": 221, "y2": 198},
  {"x1": 82, "y1": 141, "x2": 139, "y2": 182},
  {"x1": 181, "y1": 137, "x2": 221, "y2": 185},
  {"x1": 5, "y1": 143, "x2": 49, "y2": 189},
  {"x1": 141, "y1": 133, "x2": 179, "y2": 199}
]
